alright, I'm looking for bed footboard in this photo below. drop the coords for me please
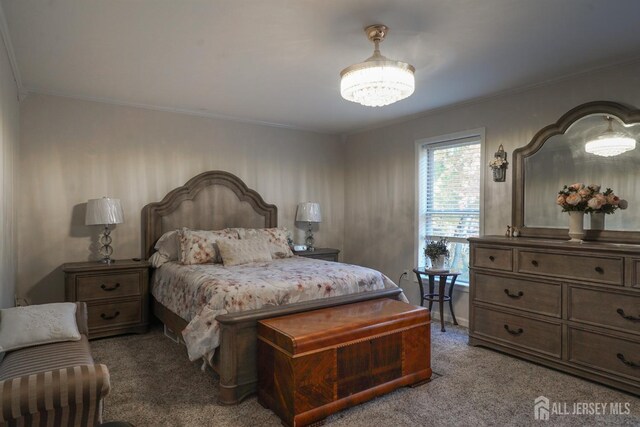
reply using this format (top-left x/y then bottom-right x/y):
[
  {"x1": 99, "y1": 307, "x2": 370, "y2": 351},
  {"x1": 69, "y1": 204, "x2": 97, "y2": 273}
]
[{"x1": 214, "y1": 288, "x2": 404, "y2": 405}]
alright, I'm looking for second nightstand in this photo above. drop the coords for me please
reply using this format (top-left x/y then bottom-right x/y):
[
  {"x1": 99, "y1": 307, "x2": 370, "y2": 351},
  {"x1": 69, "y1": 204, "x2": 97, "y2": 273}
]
[
  {"x1": 64, "y1": 259, "x2": 150, "y2": 339},
  {"x1": 293, "y1": 247, "x2": 340, "y2": 262}
]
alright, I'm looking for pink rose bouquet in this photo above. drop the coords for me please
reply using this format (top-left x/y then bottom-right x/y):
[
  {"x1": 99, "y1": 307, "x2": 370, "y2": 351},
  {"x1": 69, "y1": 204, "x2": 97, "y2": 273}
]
[{"x1": 557, "y1": 184, "x2": 628, "y2": 214}]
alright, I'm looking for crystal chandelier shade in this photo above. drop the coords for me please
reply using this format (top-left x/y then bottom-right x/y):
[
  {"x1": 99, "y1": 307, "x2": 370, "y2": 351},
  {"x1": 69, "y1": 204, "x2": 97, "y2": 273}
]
[
  {"x1": 584, "y1": 117, "x2": 637, "y2": 157},
  {"x1": 340, "y1": 25, "x2": 415, "y2": 107}
]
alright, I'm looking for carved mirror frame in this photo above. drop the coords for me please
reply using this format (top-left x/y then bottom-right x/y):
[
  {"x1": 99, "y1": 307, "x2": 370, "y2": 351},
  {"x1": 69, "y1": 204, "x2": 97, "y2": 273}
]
[{"x1": 512, "y1": 101, "x2": 640, "y2": 244}]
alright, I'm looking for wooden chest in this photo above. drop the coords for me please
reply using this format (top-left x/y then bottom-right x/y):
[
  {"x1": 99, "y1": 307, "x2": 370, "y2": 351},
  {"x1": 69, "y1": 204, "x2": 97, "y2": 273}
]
[{"x1": 257, "y1": 299, "x2": 431, "y2": 427}]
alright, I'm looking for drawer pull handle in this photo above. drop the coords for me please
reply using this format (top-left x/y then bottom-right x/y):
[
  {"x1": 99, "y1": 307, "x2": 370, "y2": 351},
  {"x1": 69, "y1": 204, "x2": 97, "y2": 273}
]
[
  {"x1": 617, "y1": 353, "x2": 640, "y2": 369},
  {"x1": 489, "y1": 256, "x2": 495, "y2": 262},
  {"x1": 616, "y1": 308, "x2": 640, "y2": 322},
  {"x1": 100, "y1": 311, "x2": 120, "y2": 321},
  {"x1": 503, "y1": 324, "x2": 524, "y2": 336},
  {"x1": 100, "y1": 283, "x2": 121, "y2": 292},
  {"x1": 504, "y1": 289, "x2": 524, "y2": 299},
  {"x1": 531, "y1": 260, "x2": 538, "y2": 267},
  {"x1": 594, "y1": 266, "x2": 604, "y2": 274}
]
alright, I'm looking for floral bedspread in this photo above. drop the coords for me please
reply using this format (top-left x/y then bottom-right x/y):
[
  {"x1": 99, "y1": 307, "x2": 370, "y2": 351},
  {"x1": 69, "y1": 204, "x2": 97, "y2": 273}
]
[{"x1": 151, "y1": 256, "x2": 407, "y2": 362}]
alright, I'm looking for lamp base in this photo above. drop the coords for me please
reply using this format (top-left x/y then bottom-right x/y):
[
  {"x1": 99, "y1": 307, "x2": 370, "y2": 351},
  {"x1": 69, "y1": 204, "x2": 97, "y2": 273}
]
[{"x1": 305, "y1": 222, "x2": 315, "y2": 251}]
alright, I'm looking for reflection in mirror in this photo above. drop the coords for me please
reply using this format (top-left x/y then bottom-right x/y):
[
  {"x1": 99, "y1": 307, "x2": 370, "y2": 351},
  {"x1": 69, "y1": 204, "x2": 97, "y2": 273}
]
[{"x1": 524, "y1": 114, "x2": 640, "y2": 231}]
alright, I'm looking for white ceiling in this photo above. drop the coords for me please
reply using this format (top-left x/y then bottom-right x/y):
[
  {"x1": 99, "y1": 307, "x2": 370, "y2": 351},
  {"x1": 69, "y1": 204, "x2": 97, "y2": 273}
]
[{"x1": 3, "y1": 0, "x2": 640, "y2": 134}]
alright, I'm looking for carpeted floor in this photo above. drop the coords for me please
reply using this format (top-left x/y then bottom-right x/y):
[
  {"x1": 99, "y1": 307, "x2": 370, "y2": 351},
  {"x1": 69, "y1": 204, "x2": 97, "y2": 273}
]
[{"x1": 91, "y1": 324, "x2": 639, "y2": 426}]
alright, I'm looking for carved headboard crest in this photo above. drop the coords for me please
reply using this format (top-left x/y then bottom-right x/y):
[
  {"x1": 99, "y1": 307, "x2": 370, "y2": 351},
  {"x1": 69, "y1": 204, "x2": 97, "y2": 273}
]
[{"x1": 141, "y1": 170, "x2": 277, "y2": 259}]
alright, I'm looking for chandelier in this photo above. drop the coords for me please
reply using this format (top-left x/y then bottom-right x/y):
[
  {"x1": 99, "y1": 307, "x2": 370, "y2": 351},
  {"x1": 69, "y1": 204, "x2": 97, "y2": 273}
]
[
  {"x1": 340, "y1": 25, "x2": 415, "y2": 107},
  {"x1": 585, "y1": 116, "x2": 636, "y2": 157}
]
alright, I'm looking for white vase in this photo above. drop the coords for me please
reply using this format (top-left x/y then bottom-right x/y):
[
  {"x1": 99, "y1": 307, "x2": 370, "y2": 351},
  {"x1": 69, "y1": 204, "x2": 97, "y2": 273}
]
[
  {"x1": 568, "y1": 211, "x2": 585, "y2": 242},
  {"x1": 590, "y1": 212, "x2": 605, "y2": 230},
  {"x1": 429, "y1": 255, "x2": 447, "y2": 270}
]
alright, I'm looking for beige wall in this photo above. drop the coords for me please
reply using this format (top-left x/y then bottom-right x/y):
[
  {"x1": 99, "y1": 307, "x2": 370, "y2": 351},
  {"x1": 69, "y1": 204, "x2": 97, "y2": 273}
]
[
  {"x1": 344, "y1": 61, "x2": 640, "y2": 318},
  {"x1": 18, "y1": 94, "x2": 343, "y2": 303},
  {"x1": 0, "y1": 35, "x2": 18, "y2": 308}
]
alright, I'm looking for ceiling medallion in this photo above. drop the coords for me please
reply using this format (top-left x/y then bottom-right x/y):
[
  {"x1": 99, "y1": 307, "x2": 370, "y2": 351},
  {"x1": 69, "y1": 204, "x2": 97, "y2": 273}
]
[{"x1": 340, "y1": 24, "x2": 415, "y2": 107}]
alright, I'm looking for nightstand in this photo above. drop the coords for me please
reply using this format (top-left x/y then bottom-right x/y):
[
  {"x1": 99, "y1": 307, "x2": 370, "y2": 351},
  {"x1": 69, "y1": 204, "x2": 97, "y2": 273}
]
[
  {"x1": 64, "y1": 259, "x2": 150, "y2": 339},
  {"x1": 293, "y1": 247, "x2": 340, "y2": 262}
]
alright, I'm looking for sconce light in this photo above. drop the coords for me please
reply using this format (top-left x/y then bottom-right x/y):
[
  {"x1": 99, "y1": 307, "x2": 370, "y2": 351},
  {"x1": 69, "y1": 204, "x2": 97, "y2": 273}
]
[{"x1": 488, "y1": 144, "x2": 508, "y2": 182}]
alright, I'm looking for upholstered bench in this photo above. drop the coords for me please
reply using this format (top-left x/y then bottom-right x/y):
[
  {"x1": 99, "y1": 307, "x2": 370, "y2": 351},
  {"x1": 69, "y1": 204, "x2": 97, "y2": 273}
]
[{"x1": 0, "y1": 302, "x2": 111, "y2": 426}]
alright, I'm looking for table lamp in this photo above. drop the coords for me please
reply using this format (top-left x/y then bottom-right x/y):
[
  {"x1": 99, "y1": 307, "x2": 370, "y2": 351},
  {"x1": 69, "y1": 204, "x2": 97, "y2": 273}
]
[
  {"x1": 85, "y1": 197, "x2": 124, "y2": 264},
  {"x1": 296, "y1": 202, "x2": 322, "y2": 251}
]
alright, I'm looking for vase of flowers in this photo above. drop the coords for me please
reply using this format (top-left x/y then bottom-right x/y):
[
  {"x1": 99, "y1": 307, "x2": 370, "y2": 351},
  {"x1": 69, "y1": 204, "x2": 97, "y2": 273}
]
[
  {"x1": 557, "y1": 183, "x2": 628, "y2": 241},
  {"x1": 585, "y1": 186, "x2": 628, "y2": 230},
  {"x1": 424, "y1": 238, "x2": 449, "y2": 270}
]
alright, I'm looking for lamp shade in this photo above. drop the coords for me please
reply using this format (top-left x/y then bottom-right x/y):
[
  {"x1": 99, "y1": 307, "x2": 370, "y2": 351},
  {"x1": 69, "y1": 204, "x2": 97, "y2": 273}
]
[
  {"x1": 296, "y1": 202, "x2": 322, "y2": 223},
  {"x1": 85, "y1": 198, "x2": 124, "y2": 225}
]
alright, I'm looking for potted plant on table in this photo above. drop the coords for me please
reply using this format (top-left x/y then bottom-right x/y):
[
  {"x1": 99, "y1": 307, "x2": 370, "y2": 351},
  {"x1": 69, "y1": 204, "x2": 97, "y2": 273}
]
[{"x1": 424, "y1": 238, "x2": 450, "y2": 271}]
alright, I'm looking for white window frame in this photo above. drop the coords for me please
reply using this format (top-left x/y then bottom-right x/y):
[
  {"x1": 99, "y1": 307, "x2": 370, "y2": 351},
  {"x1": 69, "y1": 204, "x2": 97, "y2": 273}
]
[{"x1": 414, "y1": 128, "x2": 485, "y2": 289}]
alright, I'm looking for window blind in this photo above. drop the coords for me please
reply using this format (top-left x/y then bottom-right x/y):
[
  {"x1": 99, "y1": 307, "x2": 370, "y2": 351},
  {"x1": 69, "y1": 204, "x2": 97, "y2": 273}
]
[{"x1": 422, "y1": 138, "x2": 481, "y2": 243}]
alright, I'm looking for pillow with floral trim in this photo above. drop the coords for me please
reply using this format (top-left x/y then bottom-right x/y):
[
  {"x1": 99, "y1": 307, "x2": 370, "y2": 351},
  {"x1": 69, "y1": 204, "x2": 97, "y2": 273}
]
[
  {"x1": 179, "y1": 228, "x2": 239, "y2": 265},
  {"x1": 230, "y1": 227, "x2": 293, "y2": 259}
]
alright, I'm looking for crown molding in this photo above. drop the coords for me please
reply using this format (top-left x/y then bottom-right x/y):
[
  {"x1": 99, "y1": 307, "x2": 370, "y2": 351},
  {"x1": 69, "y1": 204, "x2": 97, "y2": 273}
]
[
  {"x1": 22, "y1": 86, "x2": 328, "y2": 135},
  {"x1": 0, "y1": 2, "x2": 22, "y2": 92}
]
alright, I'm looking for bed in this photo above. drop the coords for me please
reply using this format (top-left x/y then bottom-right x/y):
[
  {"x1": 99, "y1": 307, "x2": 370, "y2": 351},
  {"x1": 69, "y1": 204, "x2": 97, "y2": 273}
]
[{"x1": 142, "y1": 170, "x2": 405, "y2": 404}]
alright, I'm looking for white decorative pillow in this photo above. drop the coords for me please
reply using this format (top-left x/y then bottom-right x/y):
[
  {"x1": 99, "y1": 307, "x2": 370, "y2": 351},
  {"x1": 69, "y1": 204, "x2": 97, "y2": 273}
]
[
  {"x1": 218, "y1": 239, "x2": 273, "y2": 266},
  {"x1": 234, "y1": 227, "x2": 294, "y2": 259},
  {"x1": 154, "y1": 230, "x2": 180, "y2": 260},
  {"x1": 179, "y1": 228, "x2": 239, "y2": 265},
  {"x1": 149, "y1": 251, "x2": 171, "y2": 268},
  {"x1": 0, "y1": 303, "x2": 81, "y2": 353}
]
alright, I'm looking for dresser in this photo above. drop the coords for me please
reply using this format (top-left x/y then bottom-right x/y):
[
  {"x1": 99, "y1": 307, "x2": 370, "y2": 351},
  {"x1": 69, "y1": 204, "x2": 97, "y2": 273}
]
[
  {"x1": 64, "y1": 259, "x2": 150, "y2": 338},
  {"x1": 468, "y1": 236, "x2": 640, "y2": 394}
]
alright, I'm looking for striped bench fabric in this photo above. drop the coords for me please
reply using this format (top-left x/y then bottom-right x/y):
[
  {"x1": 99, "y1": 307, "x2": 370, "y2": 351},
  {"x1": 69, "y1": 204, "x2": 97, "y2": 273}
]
[
  {"x1": 0, "y1": 303, "x2": 111, "y2": 426},
  {"x1": 0, "y1": 364, "x2": 110, "y2": 426}
]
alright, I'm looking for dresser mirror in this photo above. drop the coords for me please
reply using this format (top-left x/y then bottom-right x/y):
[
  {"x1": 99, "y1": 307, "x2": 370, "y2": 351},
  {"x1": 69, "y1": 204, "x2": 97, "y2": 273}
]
[{"x1": 513, "y1": 101, "x2": 640, "y2": 243}]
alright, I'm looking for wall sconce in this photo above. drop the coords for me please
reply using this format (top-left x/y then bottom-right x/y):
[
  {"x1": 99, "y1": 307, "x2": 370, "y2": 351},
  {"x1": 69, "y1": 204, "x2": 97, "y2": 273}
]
[{"x1": 489, "y1": 144, "x2": 508, "y2": 182}]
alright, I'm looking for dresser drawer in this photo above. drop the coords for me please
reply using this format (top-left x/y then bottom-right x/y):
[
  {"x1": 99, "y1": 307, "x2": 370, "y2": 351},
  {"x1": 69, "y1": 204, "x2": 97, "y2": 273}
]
[
  {"x1": 77, "y1": 272, "x2": 141, "y2": 300},
  {"x1": 473, "y1": 247, "x2": 512, "y2": 271},
  {"x1": 517, "y1": 251, "x2": 623, "y2": 285},
  {"x1": 633, "y1": 259, "x2": 640, "y2": 289},
  {"x1": 569, "y1": 287, "x2": 640, "y2": 334},
  {"x1": 569, "y1": 328, "x2": 640, "y2": 381},
  {"x1": 88, "y1": 300, "x2": 141, "y2": 330},
  {"x1": 473, "y1": 306, "x2": 561, "y2": 358},
  {"x1": 474, "y1": 273, "x2": 561, "y2": 318}
]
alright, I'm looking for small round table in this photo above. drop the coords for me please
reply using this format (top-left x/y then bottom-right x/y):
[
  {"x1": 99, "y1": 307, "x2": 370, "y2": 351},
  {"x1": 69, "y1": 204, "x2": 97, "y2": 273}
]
[{"x1": 412, "y1": 269, "x2": 460, "y2": 332}]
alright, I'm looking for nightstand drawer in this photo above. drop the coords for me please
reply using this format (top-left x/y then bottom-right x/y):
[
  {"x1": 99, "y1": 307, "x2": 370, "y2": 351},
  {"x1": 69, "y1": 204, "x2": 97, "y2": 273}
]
[
  {"x1": 88, "y1": 300, "x2": 141, "y2": 330},
  {"x1": 77, "y1": 272, "x2": 141, "y2": 300}
]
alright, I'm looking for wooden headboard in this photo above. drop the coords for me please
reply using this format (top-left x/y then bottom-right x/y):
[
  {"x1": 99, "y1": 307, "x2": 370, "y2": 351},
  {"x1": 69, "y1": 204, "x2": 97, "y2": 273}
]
[{"x1": 141, "y1": 170, "x2": 277, "y2": 259}]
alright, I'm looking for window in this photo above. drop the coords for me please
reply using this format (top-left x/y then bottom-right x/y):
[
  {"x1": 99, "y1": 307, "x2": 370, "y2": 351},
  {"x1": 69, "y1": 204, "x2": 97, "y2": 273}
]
[{"x1": 416, "y1": 130, "x2": 483, "y2": 284}]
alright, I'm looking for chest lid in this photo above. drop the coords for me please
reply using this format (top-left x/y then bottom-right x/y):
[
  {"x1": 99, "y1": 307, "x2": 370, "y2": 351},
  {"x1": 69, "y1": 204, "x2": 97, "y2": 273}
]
[{"x1": 258, "y1": 298, "x2": 429, "y2": 356}]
